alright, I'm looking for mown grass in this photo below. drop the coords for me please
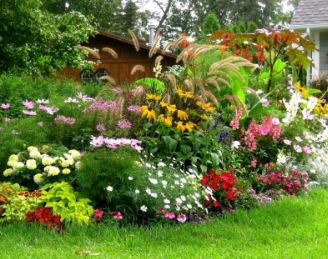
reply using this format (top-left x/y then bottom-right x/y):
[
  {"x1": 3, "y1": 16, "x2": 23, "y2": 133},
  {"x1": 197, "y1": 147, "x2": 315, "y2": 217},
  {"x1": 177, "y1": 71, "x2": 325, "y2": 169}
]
[{"x1": 1, "y1": 188, "x2": 328, "y2": 259}]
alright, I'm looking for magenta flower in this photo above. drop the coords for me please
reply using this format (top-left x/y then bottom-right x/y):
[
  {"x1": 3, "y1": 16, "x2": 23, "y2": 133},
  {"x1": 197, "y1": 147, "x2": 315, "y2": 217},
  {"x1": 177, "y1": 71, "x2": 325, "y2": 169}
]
[
  {"x1": 93, "y1": 209, "x2": 104, "y2": 222},
  {"x1": 117, "y1": 119, "x2": 132, "y2": 129},
  {"x1": 111, "y1": 211, "x2": 123, "y2": 221},
  {"x1": 164, "y1": 212, "x2": 176, "y2": 220},
  {"x1": 177, "y1": 213, "x2": 187, "y2": 223},
  {"x1": 1, "y1": 103, "x2": 10, "y2": 109},
  {"x1": 22, "y1": 110, "x2": 37, "y2": 116},
  {"x1": 22, "y1": 100, "x2": 34, "y2": 109}
]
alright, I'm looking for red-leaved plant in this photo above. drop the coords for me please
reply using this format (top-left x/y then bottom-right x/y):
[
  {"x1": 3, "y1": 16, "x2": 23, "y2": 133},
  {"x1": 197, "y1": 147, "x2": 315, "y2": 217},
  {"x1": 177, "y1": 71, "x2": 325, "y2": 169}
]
[{"x1": 26, "y1": 207, "x2": 61, "y2": 231}]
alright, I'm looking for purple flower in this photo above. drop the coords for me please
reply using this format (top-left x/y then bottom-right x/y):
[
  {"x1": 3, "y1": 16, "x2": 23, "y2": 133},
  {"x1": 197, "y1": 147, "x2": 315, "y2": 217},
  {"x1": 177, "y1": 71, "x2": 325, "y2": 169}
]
[
  {"x1": 96, "y1": 123, "x2": 106, "y2": 132},
  {"x1": 127, "y1": 105, "x2": 141, "y2": 114},
  {"x1": 1, "y1": 103, "x2": 10, "y2": 109},
  {"x1": 117, "y1": 119, "x2": 132, "y2": 129},
  {"x1": 22, "y1": 100, "x2": 34, "y2": 109},
  {"x1": 55, "y1": 115, "x2": 76, "y2": 125},
  {"x1": 22, "y1": 110, "x2": 37, "y2": 116}
]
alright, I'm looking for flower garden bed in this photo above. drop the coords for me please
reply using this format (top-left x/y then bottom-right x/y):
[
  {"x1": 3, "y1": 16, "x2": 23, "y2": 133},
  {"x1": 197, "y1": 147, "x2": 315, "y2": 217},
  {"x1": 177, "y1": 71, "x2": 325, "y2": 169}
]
[{"x1": 0, "y1": 30, "x2": 327, "y2": 232}]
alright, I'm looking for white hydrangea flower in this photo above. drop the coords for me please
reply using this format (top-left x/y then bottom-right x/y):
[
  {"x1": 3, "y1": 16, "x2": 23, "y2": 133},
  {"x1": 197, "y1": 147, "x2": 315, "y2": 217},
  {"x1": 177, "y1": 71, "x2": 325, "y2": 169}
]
[
  {"x1": 75, "y1": 161, "x2": 81, "y2": 170},
  {"x1": 13, "y1": 162, "x2": 24, "y2": 170},
  {"x1": 27, "y1": 146, "x2": 38, "y2": 152},
  {"x1": 68, "y1": 149, "x2": 81, "y2": 160},
  {"x1": 42, "y1": 156, "x2": 55, "y2": 166},
  {"x1": 26, "y1": 159, "x2": 37, "y2": 170},
  {"x1": 8, "y1": 154, "x2": 19, "y2": 162},
  {"x1": 164, "y1": 205, "x2": 170, "y2": 209},
  {"x1": 33, "y1": 173, "x2": 44, "y2": 184},
  {"x1": 164, "y1": 199, "x2": 170, "y2": 204},
  {"x1": 47, "y1": 166, "x2": 60, "y2": 176},
  {"x1": 3, "y1": 168, "x2": 14, "y2": 177},
  {"x1": 62, "y1": 168, "x2": 71, "y2": 175}
]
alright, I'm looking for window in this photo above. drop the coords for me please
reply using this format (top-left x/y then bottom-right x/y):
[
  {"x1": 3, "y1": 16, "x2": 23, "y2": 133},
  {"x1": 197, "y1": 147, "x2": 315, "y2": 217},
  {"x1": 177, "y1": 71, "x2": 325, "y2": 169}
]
[
  {"x1": 80, "y1": 69, "x2": 94, "y2": 84},
  {"x1": 95, "y1": 68, "x2": 109, "y2": 83}
]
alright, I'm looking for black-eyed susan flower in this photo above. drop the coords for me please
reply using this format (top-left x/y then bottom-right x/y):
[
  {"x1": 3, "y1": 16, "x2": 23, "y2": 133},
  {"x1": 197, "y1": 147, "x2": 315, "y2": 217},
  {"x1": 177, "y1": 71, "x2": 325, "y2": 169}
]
[
  {"x1": 141, "y1": 105, "x2": 156, "y2": 121},
  {"x1": 177, "y1": 110, "x2": 189, "y2": 120},
  {"x1": 176, "y1": 121, "x2": 196, "y2": 132},
  {"x1": 160, "y1": 101, "x2": 168, "y2": 108},
  {"x1": 293, "y1": 82, "x2": 308, "y2": 98},
  {"x1": 176, "y1": 88, "x2": 193, "y2": 100},
  {"x1": 166, "y1": 104, "x2": 176, "y2": 114},
  {"x1": 200, "y1": 114, "x2": 209, "y2": 121},
  {"x1": 196, "y1": 101, "x2": 216, "y2": 113},
  {"x1": 158, "y1": 114, "x2": 173, "y2": 127},
  {"x1": 146, "y1": 93, "x2": 161, "y2": 101}
]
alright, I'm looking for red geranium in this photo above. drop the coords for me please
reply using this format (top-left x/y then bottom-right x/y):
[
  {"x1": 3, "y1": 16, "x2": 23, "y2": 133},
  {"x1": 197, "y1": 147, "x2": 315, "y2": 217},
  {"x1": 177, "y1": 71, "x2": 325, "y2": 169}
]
[{"x1": 225, "y1": 190, "x2": 237, "y2": 201}]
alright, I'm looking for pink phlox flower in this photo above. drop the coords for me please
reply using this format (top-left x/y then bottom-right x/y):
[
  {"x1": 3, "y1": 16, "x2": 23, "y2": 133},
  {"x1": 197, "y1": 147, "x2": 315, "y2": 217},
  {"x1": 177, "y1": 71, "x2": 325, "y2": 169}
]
[
  {"x1": 164, "y1": 212, "x2": 176, "y2": 220},
  {"x1": 111, "y1": 211, "x2": 123, "y2": 221}
]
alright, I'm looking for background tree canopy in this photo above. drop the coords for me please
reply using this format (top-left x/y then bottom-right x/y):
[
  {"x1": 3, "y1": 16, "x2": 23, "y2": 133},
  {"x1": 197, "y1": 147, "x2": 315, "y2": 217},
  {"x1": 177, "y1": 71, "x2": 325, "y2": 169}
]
[{"x1": 0, "y1": 0, "x2": 95, "y2": 76}]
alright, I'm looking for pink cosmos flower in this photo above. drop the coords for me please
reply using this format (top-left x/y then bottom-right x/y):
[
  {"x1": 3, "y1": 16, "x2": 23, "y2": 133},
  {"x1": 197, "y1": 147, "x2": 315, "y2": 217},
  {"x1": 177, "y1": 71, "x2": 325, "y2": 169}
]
[
  {"x1": 177, "y1": 213, "x2": 187, "y2": 223},
  {"x1": 293, "y1": 144, "x2": 302, "y2": 153},
  {"x1": 36, "y1": 99, "x2": 49, "y2": 104},
  {"x1": 117, "y1": 119, "x2": 132, "y2": 129},
  {"x1": 22, "y1": 100, "x2": 34, "y2": 109},
  {"x1": 39, "y1": 105, "x2": 59, "y2": 115},
  {"x1": 111, "y1": 211, "x2": 123, "y2": 221},
  {"x1": 5, "y1": 117, "x2": 10, "y2": 123},
  {"x1": 1, "y1": 103, "x2": 10, "y2": 109},
  {"x1": 283, "y1": 139, "x2": 292, "y2": 145},
  {"x1": 303, "y1": 145, "x2": 312, "y2": 154},
  {"x1": 164, "y1": 212, "x2": 176, "y2": 220},
  {"x1": 22, "y1": 110, "x2": 37, "y2": 116}
]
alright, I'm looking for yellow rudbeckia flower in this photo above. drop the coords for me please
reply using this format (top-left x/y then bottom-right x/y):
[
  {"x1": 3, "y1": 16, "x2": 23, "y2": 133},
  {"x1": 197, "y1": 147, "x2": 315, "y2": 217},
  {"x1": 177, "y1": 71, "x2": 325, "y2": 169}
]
[
  {"x1": 160, "y1": 101, "x2": 168, "y2": 107},
  {"x1": 146, "y1": 93, "x2": 161, "y2": 101},
  {"x1": 158, "y1": 114, "x2": 173, "y2": 127},
  {"x1": 166, "y1": 104, "x2": 176, "y2": 114},
  {"x1": 293, "y1": 82, "x2": 308, "y2": 98},
  {"x1": 177, "y1": 110, "x2": 188, "y2": 120},
  {"x1": 196, "y1": 101, "x2": 216, "y2": 113},
  {"x1": 141, "y1": 105, "x2": 156, "y2": 121},
  {"x1": 176, "y1": 121, "x2": 196, "y2": 133},
  {"x1": 176, "y1": 88, "x2": 193, "y2": 100},
  {"x1": 200, "y1": 114, "x2": 209, "y2": 120}
]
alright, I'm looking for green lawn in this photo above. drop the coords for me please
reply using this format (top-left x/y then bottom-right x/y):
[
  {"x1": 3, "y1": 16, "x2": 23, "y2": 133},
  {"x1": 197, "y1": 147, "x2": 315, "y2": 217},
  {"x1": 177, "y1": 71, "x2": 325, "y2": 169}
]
[{"x1": 1, "y1": 189, "x2": 328, "y2": 259}]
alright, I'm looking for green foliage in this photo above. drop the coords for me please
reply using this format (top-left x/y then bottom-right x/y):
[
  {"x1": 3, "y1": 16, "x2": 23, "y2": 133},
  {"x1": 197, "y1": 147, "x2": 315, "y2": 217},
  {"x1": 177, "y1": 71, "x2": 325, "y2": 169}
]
[
  {"x1": 134, "y1": 78, "x2": 166, "y2": 94},
  {"x1": 0, "y1": 0, "x2": 95, "y2": 75},
  {"x1": 203, "y1": 13, "x2": 220, "y2": 36},
  {"x1": 40, "y1": 182, "x2": 93, "y2": 225},
  {"x1": 76, "y1": 148, "x2": 142, "y2": 208}
]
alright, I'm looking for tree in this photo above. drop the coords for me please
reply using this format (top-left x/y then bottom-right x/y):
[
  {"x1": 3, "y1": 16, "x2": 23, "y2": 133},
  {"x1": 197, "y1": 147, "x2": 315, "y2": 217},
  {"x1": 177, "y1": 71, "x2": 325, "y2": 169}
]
[
  {"x1": 203, "y1": 12, "x2": 220, "y2": 35},
  {"x1": 0, "y1": 0, "x2": 95, "y2": 75},
  {"x1": 44, "y1": 0, "x2": 121, "y2": 30}
]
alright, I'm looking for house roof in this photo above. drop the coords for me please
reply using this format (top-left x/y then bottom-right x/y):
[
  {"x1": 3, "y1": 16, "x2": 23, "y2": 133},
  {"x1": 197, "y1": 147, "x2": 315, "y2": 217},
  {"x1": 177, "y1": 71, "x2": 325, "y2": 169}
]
[
  {"x1": 291, "y1": 0, "x2": 328, "y2": 29},
  {"x1": 97, "y1": 30, "x2": 177, "y2": 59}
]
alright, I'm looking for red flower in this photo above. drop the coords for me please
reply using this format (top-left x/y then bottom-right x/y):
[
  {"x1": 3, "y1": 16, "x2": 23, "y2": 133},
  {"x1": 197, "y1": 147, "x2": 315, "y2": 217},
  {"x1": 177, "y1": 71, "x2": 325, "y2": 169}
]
[
  {"x1": 200, "y1": 175, "x2": 210, "y2": 186},
  {"x1": 225, "y1": 190, "x2": 237, "y2": 201},
  {"x1": 213, "y1": 201, "x2": 220, "y2": 208}
]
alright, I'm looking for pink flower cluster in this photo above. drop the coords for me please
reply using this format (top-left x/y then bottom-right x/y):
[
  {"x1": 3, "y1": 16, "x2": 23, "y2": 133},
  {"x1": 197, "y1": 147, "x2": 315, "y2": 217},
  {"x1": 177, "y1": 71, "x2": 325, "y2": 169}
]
[
  {"x1": 127, "y1": 105, "x2": 141, "y2": 114},
  {"x1": 90, "y1": 135, "x2": 143, "y2": 152},
  {"x1": 1, "y1": 103, "x2": 10, "y2": 109},
  {"x1": 230, "y1": 106, "x2": 243, "y2": 130},
  {"x1": 55, "y1": 115, "x2": 76, "y2": 125},
  {"x1": 243, "y1": 116, "x2": 282, "y2": 151},
  {"x1": 257, "y1": 170, "x2": 308, "y2": 195},
  {"x1": 84, "y1": 99, "x2": 118, "y2": 112},
  {"x1": 158, "y1": 209, "x2": 187, "y2": 223}
]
